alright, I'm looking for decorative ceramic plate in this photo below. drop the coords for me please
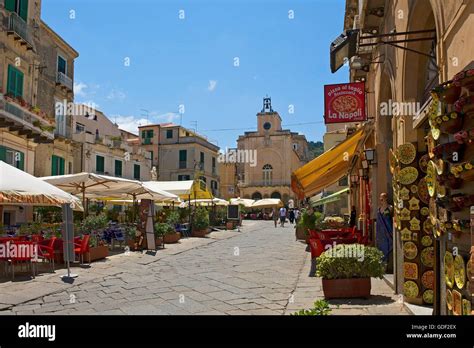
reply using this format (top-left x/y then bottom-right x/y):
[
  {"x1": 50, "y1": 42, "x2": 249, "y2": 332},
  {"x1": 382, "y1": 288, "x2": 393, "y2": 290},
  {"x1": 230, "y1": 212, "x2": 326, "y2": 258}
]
[
  {"x1": 462, "y1": 299, "x2": 471, "y2": 315},
  {"x1": 468, "y1": 259, "x2": 472, "y2": 281},
  {"x1": 421, "y1": 207, "x2": 429, "y2": 216},
  {"x1": 418, "y1": 178, "x2": 430, "y2": 204},
  {"x1": 446, "y1": 289, "x2": 453, "y2": 310},
  {"x1": 404, "y1": 262, "x2": 418, "y2": 280},
  {"x1": 389, "y1": 148, "x2": 397, "y2": 174},
  {"x1": 427, "y1": 133, "x2": 436, "y2": 159},
  {"x1": 432, "y1": 127, "x2": 441, "y2": 141},
  {"x1": 426, "y1": 162, "x2": 436, "y2": 197},
  {"x1": 421, "y1": 247, "x2": 434, "y2": 267},
  {"x1": 454, "y1": 255, "x2": 466, "y2": 289},
  {"x1": 437, "y1": 185, "x2": 446, "y2": 198},
  {"x1": 421, "y1": 235, "x2": 432, "y2": 247},
  {"x1": 404, "y1": 281, "x2": 419, "y2": 298},
  {"x1": 453, "y1": 290, "x2": 462, "y2": 315},
  {"x1": 434, "y1": 158, "x2": 445, "y2": 175},
  {"x1": 400, "y1": 187, "x2": 410, "y2": 200},
  {"x1": 400, "y1": 208, "x2": 411, "y2": 221},
  {"x1": 429, "y1": 198, "x2": 437, "y2": 225},
  {"x1": 423, "y1": 290, "x2": 434, "y2": 304},
  {"x1": 445, "y1": 252, "x2": 455, "y2": 288},
  {"x1": 421, "y1": 270, "x2": 434, "y2": 289},
  {"x1": 399, "y1": 167, "x2": 419, "y2": 185},
  {"x1": 401, "y1": 228, "x2": 412, "y2": 241},
  {"x1": 398, "y1": 143, "x2": 417, "y2": 165},
  {"x1": 403, "y1": 242, "x2": 418, "y2": 260},
  {"x1": 419, "y1": 154, "x2": 429, "y2": 173},
  {"x1": 423, "y1": 219, "x2": 433, "y2": 234}
]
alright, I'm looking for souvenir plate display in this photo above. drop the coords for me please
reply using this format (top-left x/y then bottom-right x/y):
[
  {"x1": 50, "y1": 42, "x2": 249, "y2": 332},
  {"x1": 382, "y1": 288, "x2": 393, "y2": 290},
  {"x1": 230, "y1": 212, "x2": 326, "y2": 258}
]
[
  {"x1": 426, "y1": 161, "x2": 437, "y2": 197},
  {"x1": 399, "y1": 167, "x2": 419, "y2": 185},
  {"x1": 403, "y1": 281, "x2": 419, "y2": 298},
  {"x1": 403, "y1": 242, "x2": 418, "y2": 260},
  {"x1": 404, "y1": 262, "x2": 418, "y2": 280},
  {"x1": 401, "y1": 228, "x2": 412, "y2": 241},
  {"x1": 462, "y1": 299, "x2": 471, "y2": 315},
  {"x1": 446, "y1": 289, "x2": 453, "y2": 310},
  {"x1": 398, "y1": 143, "x2": 417, "y2": 165},
  {"x1": 452, "y1": 290, "x2": 462, "y2": 315},
  {"x1": 423, "y1": 290, "x2": 434, "y2": 304},
  {"x1": 419, "y1": 154, "x2": 429, "y2": 173},
  {"x1": 421, "y1": 270, "x2": 434, "y2": 289},
  {"x1": 454, "y1": 255, "x2": 466, "y2": 289},
  {"x1": 421, "y1": 247, "x2": 434, "y2": 267},
  {"x1": 421, "y1": 235, "x2": 432, "y2": 247},
  {"x1": 418, "y1": 178, "x2": 430, "y2": 204},
  {"x1": 421, "y1": 207, "x2": 429, "y2": 216},
  {"x1": 389, "y1": 148, "x2": 397, "y2": 174},
  {"x1": 444, "y1": 251, "x2": 455, "y2": 288}
]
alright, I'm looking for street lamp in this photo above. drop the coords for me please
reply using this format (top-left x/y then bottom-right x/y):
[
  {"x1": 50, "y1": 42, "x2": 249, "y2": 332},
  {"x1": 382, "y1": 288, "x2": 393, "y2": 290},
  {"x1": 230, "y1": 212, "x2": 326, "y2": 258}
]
[{"x1": 364, "y1": 148, "x2": 376, "y2": 165}]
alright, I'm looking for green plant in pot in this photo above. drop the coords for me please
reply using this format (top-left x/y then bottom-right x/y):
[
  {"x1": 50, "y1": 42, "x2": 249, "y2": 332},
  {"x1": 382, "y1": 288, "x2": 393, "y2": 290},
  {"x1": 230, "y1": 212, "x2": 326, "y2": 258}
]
[
  {"x1": 316, "y1": 244, "x2": 385, "y2": 299},
  {"x1": 192, "y1": 207, "x2": 209, "y2": 237},
  {"x1": 79, "y1": 213, "x2": 108, "y2": 247}
]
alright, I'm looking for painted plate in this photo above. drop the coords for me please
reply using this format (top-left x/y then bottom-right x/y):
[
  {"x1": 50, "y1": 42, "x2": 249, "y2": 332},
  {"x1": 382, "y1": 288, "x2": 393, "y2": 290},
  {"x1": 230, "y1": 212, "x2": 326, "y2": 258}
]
[
  {"x1": 403, "y1": 281, "x2": 419, "y2": 298},
  {"x1": 434, "y1": 158, "x2": 445, "y2": 175},
  {"x1": 389, "y1": 148, "x2": 397, "y2": 174},
  {"x1": 421, "y1": 270, "x2": 434, "y2": 289},
  {"x1": 418, "y1": 178, "x2": 430, "y2": 204},
  {"x1": 426, "y1": 161, "x2": 436, "y2": 197},
  {"x1": 404, "y1": 262, "x2": 418, "y2": 280},
  {"x1": 421, "y1": 247, "x2": 434, "y2": 268},
  {"x1": 454, "y1": 255, "x2": 466, "y2": 290},
  {"x1": 419, "y1": 154, "x2": 429, "y2": 173},
  {"x1": 445, "y1": 251, "x2": 455, "y2": 288},
  {"x1": 410, "y1": 185, "x2": 418, "y2": 194},
  {"x1": 423, "y1": 219, "x2": 433, "y2": 234},
  {"x1": 446, "y1": 289, "x2": 453, "y2": 310},
  {"x1": 401, "y1": 228, "x2": 412, "y2": 241},
  {"x1": 427, "y1": 133, "x2": 436, "y2": 159},
  {"x1": 467, "y1": 259, "x2": 472, "y2": 281},
  {"x1": 403, "y1": 242, "x2": 418, "y2": 260},
  {"x1": 423, "y1": 290, "x2": 434, "y2": 304},
  {"x1": 399, "y1": 167, "x2": 419, "y2": 185},
  {"x1": 421, "y1": 207, "x2": 429, "y2": 216},
  {"x1": 421, "y1": 235, "x2": 432, "y2": 247},
  {"x1": 398, "y1": 143, "x2": 417, "y2": 165},
  {"x1": 462, "y1": 299, "x2": 471, "y2": 316},
  {"x1": 432, "y1": 127, "x2": 441, "y2": 140},
  {"x1": 453, "y1": 290, "x2": 462, "y2": 315}
]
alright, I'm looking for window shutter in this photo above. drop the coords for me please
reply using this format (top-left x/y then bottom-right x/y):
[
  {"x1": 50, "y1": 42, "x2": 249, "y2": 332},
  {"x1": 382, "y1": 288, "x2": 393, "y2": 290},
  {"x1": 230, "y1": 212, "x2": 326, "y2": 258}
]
[
  {"x1": 16, "y1": 69, "x2": 23, "y2": 97},
  {"x1": 7, "y1": 65, "x2": 16, "y2": 96},
  {"x1": 51, "y1": 155, "x2": 58, "y2": 175},
  {"x1": 134, "y1": 164, "x2": 140, "y2": 180},
  {"x1": 60, "y1": 157, "x2": 65, "y2": 175},
  {"x1": 0, "y1": 146, "x2": 6, "y2": 162},
  {"x1": 18, "y1": 151, "x2": 24, "y2": 170},
  {"x1": 19, "y1": 0, "x2": 28, "y2": 21},
  {"x1": 5, "y1": 0, "x2": 15, "y2": 12}
]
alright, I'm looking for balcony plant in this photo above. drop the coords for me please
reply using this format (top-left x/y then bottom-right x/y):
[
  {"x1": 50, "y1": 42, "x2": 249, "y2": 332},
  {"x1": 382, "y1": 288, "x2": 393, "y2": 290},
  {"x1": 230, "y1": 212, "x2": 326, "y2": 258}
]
[
  {"x1": 316, "y1": 244, "x2": 385, "y2": 299},
  {"x1": 191, "y1": 207, "x2": 210, "y2": 237}
]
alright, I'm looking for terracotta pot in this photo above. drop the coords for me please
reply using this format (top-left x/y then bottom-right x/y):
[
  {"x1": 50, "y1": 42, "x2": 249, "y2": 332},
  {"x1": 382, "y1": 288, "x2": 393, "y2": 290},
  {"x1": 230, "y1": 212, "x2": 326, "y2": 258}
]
[
  {"x1": 192, "y1": 229, "x2": 209, "y2": 237},
  {"x1": 295, "y1": 226, "x2": 307, "y2": 240},
  {"x1": 84, "y1": 245, "x2": 109, "y2": 263},
  {"x1": 163, "y1": 232, "x2": 181, "y2": 244},
  {"x1": 226, "y1": 221, "x2": 235, "y2": 230},
  {"x1": 155, "y1": 238, "x2": 162, "y2": 247},
  {"x1": 322, "y1": 278, "x2": 371, "y2": 299}
]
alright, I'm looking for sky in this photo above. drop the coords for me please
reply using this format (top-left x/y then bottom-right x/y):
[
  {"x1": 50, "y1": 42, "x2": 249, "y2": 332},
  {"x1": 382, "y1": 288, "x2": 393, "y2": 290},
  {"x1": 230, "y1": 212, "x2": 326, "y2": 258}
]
[{"x1": 42, "y1": 0, "x2": 349, "y2": 149}]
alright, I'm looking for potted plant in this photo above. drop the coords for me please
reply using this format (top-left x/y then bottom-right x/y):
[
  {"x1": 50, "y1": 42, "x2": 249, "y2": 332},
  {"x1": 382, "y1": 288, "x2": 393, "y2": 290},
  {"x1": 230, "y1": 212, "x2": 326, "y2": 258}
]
[
  {"x1": 124, "y1": 224, "x2": 138, "y2": 249},
  {"x1": 192, "y1": 207, "x2": 210, "y2": 237},
  {"x1": 79, "y1": 213, "x2": 109, "y2": 262},
  {"x1": 154, "y1": 222, "x2": 173, "y2": 246},
  {"x1": 316, "y1": 244, "x2": 385, "y2": 299},
  {"x1": 163, "y1": 211, "x2": 181, "y2": 243}
]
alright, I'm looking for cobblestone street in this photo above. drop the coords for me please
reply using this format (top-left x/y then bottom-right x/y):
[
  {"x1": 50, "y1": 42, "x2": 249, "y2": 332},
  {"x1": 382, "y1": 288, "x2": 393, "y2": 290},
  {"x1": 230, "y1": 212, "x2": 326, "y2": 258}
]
[{"x1": 0, "y1": 221, "x2": 408, "y2": 315}]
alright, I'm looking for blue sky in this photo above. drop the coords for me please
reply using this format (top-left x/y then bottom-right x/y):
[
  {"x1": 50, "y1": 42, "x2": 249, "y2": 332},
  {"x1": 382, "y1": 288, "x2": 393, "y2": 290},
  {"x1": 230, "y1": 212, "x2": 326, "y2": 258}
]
[{"x1": 43, "y1": 0, "x2": 349, "y2": 148}]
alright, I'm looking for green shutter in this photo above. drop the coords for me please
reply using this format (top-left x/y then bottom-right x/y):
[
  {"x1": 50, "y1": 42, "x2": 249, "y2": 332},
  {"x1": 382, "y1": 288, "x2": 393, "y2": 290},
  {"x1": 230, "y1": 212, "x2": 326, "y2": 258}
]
[
  {"x1": 115, "y1": 160, "x2": 122, "y2": 177},
  {"x1": 7, "y1": 65, "x2": 16, "y2": 96},
  {"x1": 141, "y1": 131, "x2": 146, "y2": 138},
  {"x1": 5, "y1": 0, "x2": 15, "y2": 12},
  {"x1": 16, "y1": 69, "x2": 23, "y2": 97},
  {"x1": 19, "y1": 0, "x2": 28, "y2": 21},
  {"x1": 18, "y1": 151, "x2": 24, "y2": 170},
  {"x1": 96, "y1": 156, "x2": 104, "y2": 173},
  {"x1": 134, "y1": 164, "x2": 140, "y2": 180},
  {"x1": 0, "y1": 146, "x2": 6, "y2": 162},
  {"x1": 51, "y1": 155, "x2": 58, "y2": 175},
  {"x1": 179, "y1": 150, "x2": 187, "y2": 162},
  {"x1": 59, "y1": 157, "x2": 65, "y2": 175}
]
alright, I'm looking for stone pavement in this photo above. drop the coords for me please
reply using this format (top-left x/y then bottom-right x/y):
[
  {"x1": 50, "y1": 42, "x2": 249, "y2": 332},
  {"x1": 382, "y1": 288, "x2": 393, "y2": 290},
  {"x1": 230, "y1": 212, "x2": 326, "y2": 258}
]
[{"x1": 0, "y1": 221, "x2": 409, "y2": 315}]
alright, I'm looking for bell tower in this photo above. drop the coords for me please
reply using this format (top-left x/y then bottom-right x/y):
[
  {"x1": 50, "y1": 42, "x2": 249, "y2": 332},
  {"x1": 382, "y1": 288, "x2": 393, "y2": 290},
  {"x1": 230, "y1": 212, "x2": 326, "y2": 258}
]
[{"x1": 257, "y1": 97, "x2": 282, "y2": 134}]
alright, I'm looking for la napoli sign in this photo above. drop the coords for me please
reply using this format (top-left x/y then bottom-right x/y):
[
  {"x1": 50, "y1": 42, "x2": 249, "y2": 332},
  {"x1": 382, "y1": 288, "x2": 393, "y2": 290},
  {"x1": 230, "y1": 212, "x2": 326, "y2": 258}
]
[{"x1": 324, "y1": 82, "x2": 366, "y2": 124}]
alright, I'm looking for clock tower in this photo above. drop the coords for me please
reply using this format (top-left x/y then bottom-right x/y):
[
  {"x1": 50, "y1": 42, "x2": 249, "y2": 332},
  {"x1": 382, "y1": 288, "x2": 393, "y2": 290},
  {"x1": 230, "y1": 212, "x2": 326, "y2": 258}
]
[{"x1": 257, "y1": 97, "x2": 282, "y2": 135}]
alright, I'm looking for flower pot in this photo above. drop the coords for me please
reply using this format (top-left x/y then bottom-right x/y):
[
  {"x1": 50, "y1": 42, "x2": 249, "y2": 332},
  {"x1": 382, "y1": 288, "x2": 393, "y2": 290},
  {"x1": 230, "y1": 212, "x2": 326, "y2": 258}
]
[
  {"x1": 295, "y1": 226, "x2": 307, "y2": 241},
  {"x1": 191, "y1": 229, "x2": 209, "y2": 237},
  {"x1": 226, "y1": 221, "x2": 235, "y2": 230},
  {"x1": 163, "y1": 232, "x2": 181, "y2": 244},
  {"x1": 322, "y1": 278, "x2": 371, "y2": 299},
  {"x1": 155, "y1": 238, "x2": 162, "y2": 247},
  {"x1": 84, "y1": 245, "x2": 109, "y2": 263}
]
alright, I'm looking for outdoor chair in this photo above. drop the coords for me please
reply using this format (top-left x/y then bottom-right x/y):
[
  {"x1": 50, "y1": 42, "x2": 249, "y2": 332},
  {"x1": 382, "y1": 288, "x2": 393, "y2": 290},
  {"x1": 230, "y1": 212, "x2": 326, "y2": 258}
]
[
  {"x1": 177, "y1": 224, "x2": 190, "y2": 238},
  {"x1": 37, "y1": 237, "x2": 56, "y2": 272},
  {"x1": 74, "y1": 235, "x2": 90, "y2": 265},
  {"x1": 7, "y1": 241, "x2": 36, "y2": 280}
]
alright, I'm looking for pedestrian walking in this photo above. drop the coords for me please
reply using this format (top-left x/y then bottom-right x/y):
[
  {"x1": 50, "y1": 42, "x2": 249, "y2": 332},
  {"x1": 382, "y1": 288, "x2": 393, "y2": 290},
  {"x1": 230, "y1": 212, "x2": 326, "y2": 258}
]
[
  {"x1": 289, "y1": 209, "x2": 295, "y2": 224},
  {"x1": 294, "y1": 208, "x2": 300, "y2": 224},
  {"x1": 279, "y1": 206, "x2": 287, "y2": 227},
  {"x1": 272, "y1": 208, "x2": 279, "y2": 228}
]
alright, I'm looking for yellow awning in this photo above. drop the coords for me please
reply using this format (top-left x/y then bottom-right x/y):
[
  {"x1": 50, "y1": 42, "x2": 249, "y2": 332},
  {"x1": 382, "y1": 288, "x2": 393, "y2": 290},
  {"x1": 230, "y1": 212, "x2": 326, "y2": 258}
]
[{"x1": 291, "y1": 127, "x2": 367, "y2": 198}]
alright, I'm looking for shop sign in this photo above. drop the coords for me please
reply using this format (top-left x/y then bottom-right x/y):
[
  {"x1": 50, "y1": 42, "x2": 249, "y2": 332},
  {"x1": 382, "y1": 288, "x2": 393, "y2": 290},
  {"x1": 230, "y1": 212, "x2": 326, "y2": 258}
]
[{"x1": 324, "y1": 82, "x2": 366, "y2": 124}]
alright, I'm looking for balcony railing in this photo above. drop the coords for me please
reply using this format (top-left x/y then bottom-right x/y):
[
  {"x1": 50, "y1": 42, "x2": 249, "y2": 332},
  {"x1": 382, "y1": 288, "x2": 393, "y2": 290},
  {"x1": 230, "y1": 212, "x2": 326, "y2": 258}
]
[
  {"x1": 179, "y1": 161, "x2": 187, "y2": 169},
  {"x1": 56, "y1": 72, "x2": 73, "y2": 91},
  {"x1": 238, "y1": 180, "x2": 290, "y2": 188},
  {"x1": 7, "y1": 13, "x2": 34, "y2": 50},
  {"x1": 0, "y1": 95, "x2": 54, "y2": 143}
]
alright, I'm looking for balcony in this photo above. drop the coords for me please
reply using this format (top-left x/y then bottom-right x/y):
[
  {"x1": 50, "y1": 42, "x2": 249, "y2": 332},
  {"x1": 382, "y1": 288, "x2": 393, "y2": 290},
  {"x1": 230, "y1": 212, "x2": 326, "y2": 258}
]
[
  {"x1": 72, "y1": 131, "x2": 95, "y2": 144},
  {"x1": 0, "y1": 95, "x2": 54, "y2": 143},
  {"x1": 237, "y1": 180, "x2": 290, "y2": 188},
  {"x1": 179, "y1": 161, "x2": 187, "y2": 169},
  {"x1": 56, "y1": 72, "x2": 73, "y2": 92},
  {"x1": 7, "y1": 13, "x2": 34, "y2": 51}
]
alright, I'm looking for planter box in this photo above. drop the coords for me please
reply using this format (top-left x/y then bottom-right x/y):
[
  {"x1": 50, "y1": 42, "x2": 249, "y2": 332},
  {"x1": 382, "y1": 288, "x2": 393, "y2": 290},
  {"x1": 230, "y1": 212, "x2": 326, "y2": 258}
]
[
  {"x1": 322, "y1": 278, "x2": 371, "y2": 299},
  {"x1": 83, "y1": 245, "x2": 109, "y2": 263},
  {"x1": 155, "y1": 238, "x2": 162, "y2": 247},
  {"x1": 163, "y1": 232, "x2": 181, "y2": 244},
  {"x1": 226, "y1": 221, "x2": 235, "y2": 230},
  {"x1": 295, "y1": 226, "x2": 307, "y2": 240},
  {"x1": 192, "y1": 229, "x2": 209, "y2": 237}
]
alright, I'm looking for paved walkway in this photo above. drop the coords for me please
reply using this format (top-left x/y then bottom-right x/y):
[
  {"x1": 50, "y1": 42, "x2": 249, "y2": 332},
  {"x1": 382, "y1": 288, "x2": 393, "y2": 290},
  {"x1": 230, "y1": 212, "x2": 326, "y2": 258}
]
[{"x1": 0, "y1": 221, "x2": 408, "y2": 315}]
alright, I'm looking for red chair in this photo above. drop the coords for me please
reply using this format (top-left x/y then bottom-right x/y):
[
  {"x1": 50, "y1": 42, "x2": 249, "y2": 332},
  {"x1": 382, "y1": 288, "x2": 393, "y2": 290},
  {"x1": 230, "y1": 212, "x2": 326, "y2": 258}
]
[
  {"x1": 74, "y1": 235, "x2": 90, "y2": 265},
  {"x1": 31, "y1": 234, "x2": 44, "y2": 243},
  {"x1": 37, "y1": 237, "x2": 56, "y2": 272},
  {"x1": 7, "y1": 241, "x2": 36, "y2": 280}
]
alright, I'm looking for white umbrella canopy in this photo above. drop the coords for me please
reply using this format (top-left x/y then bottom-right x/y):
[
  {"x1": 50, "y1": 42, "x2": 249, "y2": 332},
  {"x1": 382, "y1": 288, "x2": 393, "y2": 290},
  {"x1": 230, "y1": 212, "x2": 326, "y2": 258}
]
[
  {"x1": 0, "y1": 161, "x2": 81, "y2": 208},
  {"x1": 179, "y1": 198, "x2": 229, "y2": 208},
  {"x1": 251, "y1": 198, "x2": 284, "y2": 209},
  {"x1": 230, "y1": 198, "x2": 255, "y2": 208}
]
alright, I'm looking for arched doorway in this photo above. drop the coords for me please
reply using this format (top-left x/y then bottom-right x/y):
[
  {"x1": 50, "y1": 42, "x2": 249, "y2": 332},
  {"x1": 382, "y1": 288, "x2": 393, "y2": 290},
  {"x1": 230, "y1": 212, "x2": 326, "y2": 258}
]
[
  {"x1": 251, "y1": 192, "x2": 262, "y2": 200},
  {"x1": 271, "y1": 191, "x2": 281, "y2": 199}
]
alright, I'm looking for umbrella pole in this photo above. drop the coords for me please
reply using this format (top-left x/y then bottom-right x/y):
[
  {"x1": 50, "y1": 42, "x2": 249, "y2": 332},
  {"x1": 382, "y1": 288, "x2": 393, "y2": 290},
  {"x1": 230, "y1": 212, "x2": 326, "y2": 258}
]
[
  {"x1": 82, "y1": 184, "x2": 87, "y2": 218},
  {"x1": 132, "y1": 194, "x2": 136, "y2": 223}
]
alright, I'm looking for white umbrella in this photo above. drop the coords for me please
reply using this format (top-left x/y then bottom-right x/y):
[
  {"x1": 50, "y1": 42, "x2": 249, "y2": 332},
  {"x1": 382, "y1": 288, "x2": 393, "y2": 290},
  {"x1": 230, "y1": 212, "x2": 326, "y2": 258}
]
[
  {"x1": 0, "y1": 161, "x2": 81, "y2": 208},
  {"x1": 251, "y1": 198, "x2": 284, "y2": 209},
  {"x1": 230, "y1": 198, "x2": 255, "y2": 208},
  {"x1": 179, "y1": 198, "x2": 229, "y2": 208}
]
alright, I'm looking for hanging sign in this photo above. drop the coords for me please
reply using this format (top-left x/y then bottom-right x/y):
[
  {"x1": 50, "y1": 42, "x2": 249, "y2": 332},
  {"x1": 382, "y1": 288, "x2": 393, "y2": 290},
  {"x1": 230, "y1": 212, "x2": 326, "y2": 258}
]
[{"x1": 324, "y1": 82, "x2": 366, "y2": 124}]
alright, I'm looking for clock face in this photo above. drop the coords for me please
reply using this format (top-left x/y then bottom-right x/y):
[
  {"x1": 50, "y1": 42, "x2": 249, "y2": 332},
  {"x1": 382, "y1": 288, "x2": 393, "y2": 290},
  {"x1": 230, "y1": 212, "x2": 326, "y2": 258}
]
[{"x1": 263, "y1": 122, "x2": 271, "y2": 130}]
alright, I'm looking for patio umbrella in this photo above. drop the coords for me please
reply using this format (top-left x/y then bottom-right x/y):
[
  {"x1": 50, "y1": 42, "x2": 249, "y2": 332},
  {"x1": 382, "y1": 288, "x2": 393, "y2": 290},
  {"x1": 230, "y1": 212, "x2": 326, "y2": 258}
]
[
  {"x1": 179, "y1": 198, "x2": 229, "y2": 207},
  {"x1": 251, "y1": 198, "x2": 284, "y2": 209},
  {"x1": 0, "y1": 161, "x2": 81, "y2": 208},
  {"x1": 230, "y1": 198, "x2": 255, "y2": 208}
]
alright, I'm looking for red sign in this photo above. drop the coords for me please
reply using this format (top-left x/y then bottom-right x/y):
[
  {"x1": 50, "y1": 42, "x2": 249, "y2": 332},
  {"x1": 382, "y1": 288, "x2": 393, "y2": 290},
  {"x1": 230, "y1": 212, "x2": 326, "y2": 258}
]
[{"x1": 324, "y1": 82, "x2": 366, "y2": 124}]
